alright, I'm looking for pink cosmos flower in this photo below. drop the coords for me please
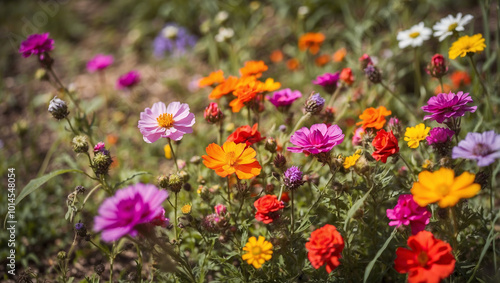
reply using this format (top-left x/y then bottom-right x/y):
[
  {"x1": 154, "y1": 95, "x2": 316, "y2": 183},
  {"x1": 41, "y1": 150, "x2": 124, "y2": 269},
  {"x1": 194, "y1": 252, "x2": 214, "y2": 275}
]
[
  {"x1": 19, "y1": 33, "x2": 54, "y2": 58},
  {"x1": 116, "y1": 70, "x2": 141, "y2": 90},
  {"x1": 288, "y1": 123, "x2": 344, "y2": 154},
  {"x1": 386, "y1": 194, "x2": 431, "y2": 235},
  {"x1": 267, "y1": 88, "x2": 302, "y2": 108},
  {"x1": 352, "y1": 127, "x2": 365, "y2": 146},
  {"x1": 93, "y1": 183, "x2": 168, "y2": 242},
  {"x1": 87, "y1": 54, "x2": 114, "y2": 73},
  {"x1": 138, "y1": 101, "x2": 195, "y2": 143}
]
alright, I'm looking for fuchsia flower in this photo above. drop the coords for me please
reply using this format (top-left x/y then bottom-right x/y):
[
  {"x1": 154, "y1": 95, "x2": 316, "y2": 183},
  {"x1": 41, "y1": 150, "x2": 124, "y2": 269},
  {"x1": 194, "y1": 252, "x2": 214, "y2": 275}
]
[
  {"x1": 87, "y1": 54, "x2": 114, "y2": 72},
  {"x1": 116, "y1": 70, "x2": 141, "y2": 90},
  {"x1": 421, "y1": 91, "x2": 477, "y2": 123},
  {"x1": 288, "y1": 123, "x2": 344, "y2": 155},
  {"x1": 138, "y1": 101, "x2": 195, "y2": 143},
  {"x1": 267, "y1": 88, "x2": 302, "y2": 108},
  {"x1": 313, "y1": 72, "x2": 340, "y2": 94},
  {"x1": 93, "y1": 183, "x2": 168, "y2": 242},
  {"x1": 214, "y1": 204, "x2": 227, "y2": 216},
  {"x1": 426, "y1": 127, "x2": 454, "y2": 145},
  {"x1": 150, "y1": 209, "x2": 170, "y2": 228},
  {"x1": 19, "y1": 33, "x2": 54, "y2": 58},
  {"x1": 386, "y1": 194, "x2": 431, "y2": 235}
]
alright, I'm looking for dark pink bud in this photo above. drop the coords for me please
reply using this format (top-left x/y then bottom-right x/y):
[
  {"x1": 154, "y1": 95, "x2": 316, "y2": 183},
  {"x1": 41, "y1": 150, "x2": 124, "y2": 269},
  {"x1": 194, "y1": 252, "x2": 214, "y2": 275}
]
[{"x1": 204, "y1": 102, "x2": 223, "y2": 124}]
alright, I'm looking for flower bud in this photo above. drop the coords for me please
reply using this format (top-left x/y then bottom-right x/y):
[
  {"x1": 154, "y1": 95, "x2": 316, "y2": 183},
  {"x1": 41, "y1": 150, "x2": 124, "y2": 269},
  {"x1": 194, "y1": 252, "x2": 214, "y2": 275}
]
[
  {"x1": 168, "y1": 173, "x2": 184, "y2": 193},
  {"x1": 178, "y1": 170, "x2": 190, "y2": 182},
  {"x1": 283, "y1": 166, "x2": 305, "y2": 191},
  {"x1": 339, "y1": 68, "x2": 355, "y2": 86},
  {"x1": 158, "y1": 175, "x2": 169, "y2": 189},
  {"x1": 75, "y1": 185, "x2": 86, "y2": 194},
  {"x1": 359, "y1": 54, "x2": 373, "y2": 69},
  {"x1": 387, "y1": 117, "x2": 402, "y2": 139},
  {"x1": 305, "y1": 93, "x2": 325, "y2": 114},
  {"x1": 94, "y1": 263, "x2": 105, "y2": 276},
  {"x1": 214, "y1": 204, "x2": 227, "y2": 215},
  {"x1": 265, "y1": 137, "x2": 277, "y2": 153},
  {"x1": 426, "y1": 54, "x2": 448, "y2": 78},
  {"x1": 57, "y1": 251, "x2": 67, "y2": 260},
  {"x1": 72, "y1": 135, "x2": 89, "y2": 153},
  {"x1": 364, "y1": 65, "x2": 382, "y2": 84},
  {"x1": 273, "y1": 153, "x2": 287, "y2": 170},
  {"x1": 48, "y1": 96, "x2": 69, "y2": 120},
  {"x1": 204, "y1": 102, "x2": 223, "y2": 124},
  {"x1": 75, "y1": 222, "x2": 87, "y2": 237},
  {"x1": 92, "y1": 152, "x2": 113, "y2": 176},
  {"x1": 190, "y1": 155, "x2": 201, "y2": 164}
]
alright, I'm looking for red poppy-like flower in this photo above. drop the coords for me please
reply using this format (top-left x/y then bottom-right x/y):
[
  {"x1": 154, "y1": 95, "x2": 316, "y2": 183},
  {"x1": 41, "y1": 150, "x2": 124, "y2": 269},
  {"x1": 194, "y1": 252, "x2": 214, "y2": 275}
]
[
  {"x1": 305, "y1": 224, "x2": 344, "y2": 273},
  {"x1": 395, "y1": 231, "x2": 455, "y2": 283},
  {"x1": 254, "y1": 195, "x2": 284, "y2": 224},
  {"x1": 227, "y1": 123, "x2": 265, "y2": 147},
  {"x1": 339, "y1": 68, "x2": 355, "y2": 86},
  {"x1": 372, "y1": 129, "x2": 399, "y2": 163}
]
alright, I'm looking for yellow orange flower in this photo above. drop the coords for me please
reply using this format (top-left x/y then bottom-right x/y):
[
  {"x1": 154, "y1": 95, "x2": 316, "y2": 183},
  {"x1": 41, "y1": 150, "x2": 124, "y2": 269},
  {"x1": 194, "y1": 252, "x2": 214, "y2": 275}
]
[
  {"x1": 286, "y1": 58, "x2": 300, "y2": 70},
  {"x1": 229, "y1": 77, "x2": 264, "y2": 112},
  {"x1": 202, "y1": 141, "x2": 262, "y2": 179},
  {"x1": 270, "y1": 50, "x2": 283, "y2": 63},
  {"x1": 181, "y1": 203, "x2": 192, "y2": 214},
  {"x1": 344, "y1": 153, "x2": 361, "y2": 169},
  {"x1": 356, "y1": 106, "x2": 392, "y2": 129},
  {"x1": 404, "y1": 123, "x2": 430, "y2": 148},
  {"x1": 261, "y1": 78, "x2": 281, "y2": 92},
  {"x1": 240, "y1": 60, "x2": 268, "y2": 78},
  {"x1": 434, "y1": 83, "x2": 452, "y2": 95},
  {"x1": 242, "y1": 236, "x2": 273, "y2": 268},
  {"x1": 298, "y1": 32, "x2": 325, "y2": 55},
  {"x1": 164, "y1": 144, "x2": 172, "y2": 159},
  {"x1": 315, "y1": 54, "x2": 330, "y2": 66},
  {"x1": 333, "y1": 47, "x2": 347, "y2": 62},
  {"x1": 209, "y1": 76, "x2": 239, "y2": 99},
  {"x1": 448, "y1": 34, "x2": 486, "y2": 60},
  {"x1": 106, "y1": 134, "x2": 118, "y2": 145},
  {"x1": 411, "y1": 168, "x2": 480, "y2": 208},
  {"x1": 199, "y1": 70, "x2": 225, "y2": 87}
]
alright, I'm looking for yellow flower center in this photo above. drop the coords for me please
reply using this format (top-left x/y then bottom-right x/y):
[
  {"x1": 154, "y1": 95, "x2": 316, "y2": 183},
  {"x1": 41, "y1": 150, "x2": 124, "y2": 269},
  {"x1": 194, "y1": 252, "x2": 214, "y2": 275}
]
[
  {"x1": 251, "y1": 246, "x2": 262, "y2": 255},
  {"x1": 409, "y1": 32, "x2": 420, "y2": 38},
  {"x1": 157, "y1": 113, "x2": 174, "y2": 128},
  {"x1": 225, "y1": 152, "x2": 237, "y2": 166},
  {"x1": 448, "y1": 23, "x2": 458, "y2": 31},
  {"x1": 436, "y1": 183, "x2": 450, "y2": 196},
  {"x1": 417, "y1": 251, "x2": 429, "y2": 267}
]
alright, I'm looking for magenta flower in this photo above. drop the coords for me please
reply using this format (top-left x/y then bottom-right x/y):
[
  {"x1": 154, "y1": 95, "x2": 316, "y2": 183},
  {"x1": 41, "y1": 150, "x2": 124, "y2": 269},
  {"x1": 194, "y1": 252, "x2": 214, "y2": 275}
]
[
  {"x1": 93, "y1": 142, "x2": 106, "y2": 153},
  {"x1": 93, "y1": 183, "x2": 168, "y2": 242},
  {"x1": 87, "y1": 54, "x2": 114, "y2": 73},
  {"x1": 386, "y1": 194, "x2": 431, "y2": 235},
  {"x1": 452, "y1": 130, "x2": 500, "y2": 167},
  {"x1": 138, "y1": 101, "x2": 195, "y2": 143},
  {"x1": 116, "y1": 70, "x2": 141, "y2": 90},
  {"x1": 19, "y1": 33, "x2": 54, "y2": 59},
  {"x1": 267, "y1": 88, "x2": 302, "y2": 108},
  {"x1": 288, "y1": 123, "x2": 344, "y2": 154},
  {"x1": 421, "y1": 91, "x2": 477, "y2": 123},
  {"x1": 313, "y1": 72, "x2": 340, "y2": 94},
  {"x1": 352, "y1": 127, "x2": 365, "y2": 146},
  {"x1": 150, "y1": 209, "x2": 170, "y2": 228},
  {"x1": 214, "y1": 204, "x2": 227, "y2": 216},
  {"x1": 426, "y1": 127, "x2": 454, "y2": 145}
]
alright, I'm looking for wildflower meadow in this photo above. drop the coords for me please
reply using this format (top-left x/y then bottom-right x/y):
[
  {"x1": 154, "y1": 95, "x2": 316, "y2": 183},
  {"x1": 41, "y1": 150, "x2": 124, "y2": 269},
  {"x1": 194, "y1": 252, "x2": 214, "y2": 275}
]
[{"x1": 2, "y1": 1, "x2": 500, "y2": 282}]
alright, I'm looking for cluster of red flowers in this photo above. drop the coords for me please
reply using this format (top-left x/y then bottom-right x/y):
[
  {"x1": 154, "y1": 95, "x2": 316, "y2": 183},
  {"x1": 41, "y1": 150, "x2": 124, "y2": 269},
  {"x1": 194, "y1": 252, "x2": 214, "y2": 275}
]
[{"x1": 253, "y1": 195, "x2": 284, "y2": 224}]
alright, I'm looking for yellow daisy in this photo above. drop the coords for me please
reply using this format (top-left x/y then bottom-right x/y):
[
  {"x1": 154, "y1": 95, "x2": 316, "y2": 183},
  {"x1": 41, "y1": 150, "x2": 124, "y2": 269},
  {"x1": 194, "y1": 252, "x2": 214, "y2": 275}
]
[
  {"x1": 404, "y1": 123, "x2": 430, "y2": 149},
  {"x1": 449, "y1": 34, "x2": 486, "y2": 60},
  {"x1": 242, "y1": 236, "x2": 273, "y2": 268},
  {"x1": 343, "y1": 154, "x2": 361, "y2": 169}
]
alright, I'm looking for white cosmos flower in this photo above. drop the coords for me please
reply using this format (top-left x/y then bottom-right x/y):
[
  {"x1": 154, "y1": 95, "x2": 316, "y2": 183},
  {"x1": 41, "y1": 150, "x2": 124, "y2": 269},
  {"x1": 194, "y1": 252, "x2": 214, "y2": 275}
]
[
  {"x1": 215, "y1": 27, "x2": 234, "y2": 42},
  {"x1": 397, "y1": 22, "x2": 432, "y2": 49},
  {"x1": 433, "y1": 13, "x2": 474, "y2": 41}
]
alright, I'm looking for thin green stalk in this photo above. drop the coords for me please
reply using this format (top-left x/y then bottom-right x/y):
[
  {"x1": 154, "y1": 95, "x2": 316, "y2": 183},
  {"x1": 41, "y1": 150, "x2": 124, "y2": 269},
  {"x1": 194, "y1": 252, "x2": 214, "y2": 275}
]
[
  {"x1": 327, "y1": 87, "x2": 342, "y2": 108},
  {"x1": 468, "y1": 55, "x2": 490, "y2": 98},
  {"x1": 449, "y1": 207, "x2": 459, "y2": 252},
  {"x1": 399, "y1": 154, "x2": 416, "y2": 182},
  {"x1": 489, "y1": 165, "x2": 497, "y2": 270},
  {"x1": 168, "y1": 138, "x2": 179, "y2": 172},
  {"x1": 414, "y1": 47, "x2": 425, "y2": 100},
  {"x1": 291, "y1": 189, "x2": 295, "y2": 233},
  {"x1": 65, "y1": 117, "x2": 78, "y2": 136},
  {"x1": 218, "y1": 120, "x2": 224, "y2": 145},
  {"x1": 227, "y1": 177, "x2": 232, "y2": 203},
  {"x1": 282, "y1": 112, "x2": 311, "y2": 149},
  {"x1": 174, "y1": 192, "x2": 179, "y2": 249},
  {"x1": 438, "y1": 77, "x2": 444, "y2": 94},
  {"x1": 380, "y1": 82, "x2": 418, "y2": 121}
]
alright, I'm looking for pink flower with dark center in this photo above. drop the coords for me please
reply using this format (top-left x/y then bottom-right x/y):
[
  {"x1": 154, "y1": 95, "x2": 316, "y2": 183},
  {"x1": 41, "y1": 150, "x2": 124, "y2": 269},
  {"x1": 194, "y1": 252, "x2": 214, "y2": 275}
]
[
  {"x1": 288, "y1": 123, "x2": 344, "y2": 155},
  {"x1": 386, "y1": 194, "x2": 431, "y2": 235},
  {"x1": 19, "y1": 33, "x2": 54, "y2": 58},
  {"x1": 421, "y1": 91, "x2": 477, "y2": 123},
  {"x1": 116, "y1": 70, "x2": 141, "y2": 90},
  {"x1": 87, "y1": 54, "x2": 114, "y2": 73},
  {"x1": 138, "y1": 101, "x2": 195, "y2": 143},
  {"x1": 267, "y1": 88, "x2": 302, "y2": 108}
]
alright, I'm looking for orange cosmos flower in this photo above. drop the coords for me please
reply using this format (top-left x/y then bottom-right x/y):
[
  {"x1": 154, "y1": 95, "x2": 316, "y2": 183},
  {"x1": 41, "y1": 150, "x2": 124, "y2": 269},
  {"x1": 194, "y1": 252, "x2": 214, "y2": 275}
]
[
  {"x1": 209, "y1": 76, "x2": 239, "y2": 99},
  {"x1": 240, "y1": 60, "x2": 268, "y2": 78},
  {"x1": 199, "y1": 70, "x2": 225, "y2": 88},
  {"x1": 202, "y1": 141, "x2": 262, "y2": 179},
  {"x1": 298, "y1": 32, "x2": 325, "y2": 55},
  {"x1": 315, "y1": 54, "x2": 330, "y2": 66},
  {"x1": 270, "y1": 50, "x2": 284, "y2": 63},
  {"x1": 333, "y1": 47, "x2": 347, "y2": 62},
  {"x1": 287, "y1": 58, "x2": 300, "y2": 71},
  {"x1": 356, "y1": 106, "x2": 392, "y2": 129},
  {"x1": 229, "y1": 77, "x2": 264, "y2": 112}
]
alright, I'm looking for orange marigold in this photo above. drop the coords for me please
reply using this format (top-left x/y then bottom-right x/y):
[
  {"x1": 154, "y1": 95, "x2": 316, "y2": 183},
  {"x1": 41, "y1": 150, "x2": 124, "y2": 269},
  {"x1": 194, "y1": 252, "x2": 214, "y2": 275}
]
[
  {"x1": 202, "y1": 141, "x2": 262, "y2": 179},
  {"x1": 199, "y1": 70, "x2": 225, "y2": 88},
  {"x1": 356, "y1": 106, "x2": 392, "y2": 129},
  {"x1": 209, "y1": 76, "x2": 239, "y2": 99},
  {"x1": 229, "y1": 77, "x2": 264, "y2": 112},
  {"x1": 240, "y1": 60, "x2": 268, "y2": 78},
  {"x1": 299, "y1": 32, "x2": 325, "y2": 55},
  {"x1": 333, "y1": 47, "x2": 347, "y2": 62},
  {"x1": 270, "y1": 50, "x2": 284, "y2": 63},
  {"x1": 315, "y1": 54, "x2": 330, "y2": 66},
  {"x1": 287, "y1": 58, "x2": 300, "y2": 71}
]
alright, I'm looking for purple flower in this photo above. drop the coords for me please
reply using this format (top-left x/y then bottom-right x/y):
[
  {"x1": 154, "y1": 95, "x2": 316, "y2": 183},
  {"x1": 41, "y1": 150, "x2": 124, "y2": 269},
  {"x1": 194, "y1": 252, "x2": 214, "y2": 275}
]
[
  {"x1": 283, "y1": 166, "x2": 305, "y2": 190},
  {"x1": 93, "y1": 183, "x2": 168, "y2": 242},
  {"x1": 426, "y1": 127, "x2": 454, "y2": 145},
  {"x1": 153, "y1": 23, "x2": 197, "y2": 57},
  {"x1": 288, "y1": 123, "x2": 344, "y2": 155},
  {"x1": 87, "y1": 54, "x2": 113, "y2": 73},
  {"x1": 313, "y1": 72, "x2": 340, "y2": 94},
  {"x1": 452, "y1": 130, "x2": 500, "y2": 167},
  {"x1": 116, "y1": 71, "x2": 141, "y2": 90},
  {"x1": 19, "y1": 33, "x2": 54, "y2": 59},
  {"x1": 421, "y1": 91, "x2": 477, "y2": 123},
  {"x1": 386, "y1": 194, "x2": 431, "y2": 235},
  {"x1": 267, "y1": 88, "x2": 302, "y2": 108},
  {"x1": 138, "y1": 101, "x2": 195, "y2": 143}
]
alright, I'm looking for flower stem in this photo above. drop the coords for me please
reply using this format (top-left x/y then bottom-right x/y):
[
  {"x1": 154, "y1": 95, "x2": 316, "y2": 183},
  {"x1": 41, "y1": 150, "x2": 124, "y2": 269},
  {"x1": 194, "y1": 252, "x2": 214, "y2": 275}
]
[
  {"x1": 327, "y1": 86, "x2": 342, "y2": 108},
  {"x1": 168, "y1": 138, "x2": 179, "y2": 172},
  {"x1": 449, "y1": 207, "x2": 459, "y2": 252},
  {"x1": 488, "y1": 165, "x2": 497, "y2": 270},
  {"x1": 64, "y1": 117, "x2": 78, "y2": 135},
  {"x1": 291, "y1": 189, "x2": 295, "y2": 233},
  {"x1": 282, "y1": 112, "x2": 311, "y2": 149},
  {"x1": 380, "y1": 82, "x2": 418, "y2": 122},
  {"x1": 414, "y1": 47, "x2": 425, "y2": 100},
  {"x1": 174, "y1": 192, "x2": 179, "y2": 251},
  {"x1": 218, "y1": 120, "x2": 224, "y2": 145},
  {"x1": 438, "y1": 77, "x2": 445, "y2": 93},
  {"x1": 398, "y1": 154, "x2": 416, "y2": 182},
  {"x1": 227, "y1": 177, "x2": 232, "y2": 203},
  {"x1": 468, "y1": 55, "x2": 490, "y2": 97},
  {"x1": 47, "y1": 67, "x2": 83, "y2": 113}
]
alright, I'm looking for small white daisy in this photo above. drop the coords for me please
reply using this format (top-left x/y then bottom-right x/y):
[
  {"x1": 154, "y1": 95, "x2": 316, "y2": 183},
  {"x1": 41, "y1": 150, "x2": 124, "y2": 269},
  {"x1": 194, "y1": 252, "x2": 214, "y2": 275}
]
[
  {"x1": 433, "y1": 13, "x2": 474, "y2": 41},
  {"x1": 397, "y1": 22, "x2": 432, "y2": 49}
]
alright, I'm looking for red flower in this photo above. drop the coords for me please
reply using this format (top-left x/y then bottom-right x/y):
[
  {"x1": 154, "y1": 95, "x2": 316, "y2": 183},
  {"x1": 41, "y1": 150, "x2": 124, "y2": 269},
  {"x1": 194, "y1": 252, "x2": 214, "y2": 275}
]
[
  {"x1": 227, "y1": 123, "x2": 265, "y2": 147},
  {"x1": 339, "y1": 68, "x2": 355, "y2": 86},
  {"x1": 372, "y1": 129, "x2": 399, "y2": 163},
  {"x1": 254, "y1": 195, "x2": 284, "y2": 224},
  {"x1": 305, "y1": 224, "x2": 344, "y2": 273},
  {"x1": 395, "y1": 231, "x2": 455, "y2": 283},
  {"x1": 204, "y1": 102, "x2": 223, "y2": 124}
]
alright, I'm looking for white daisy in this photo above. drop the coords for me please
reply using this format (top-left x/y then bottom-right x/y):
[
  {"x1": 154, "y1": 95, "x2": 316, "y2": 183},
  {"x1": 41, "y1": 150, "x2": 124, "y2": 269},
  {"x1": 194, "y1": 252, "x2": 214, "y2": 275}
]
[
  {"x1": 397, "y1": 22, "x2": 432, "y2": 49},
  {"x1": 433, "y1": 13, "x2": 474, "y2": 41}
]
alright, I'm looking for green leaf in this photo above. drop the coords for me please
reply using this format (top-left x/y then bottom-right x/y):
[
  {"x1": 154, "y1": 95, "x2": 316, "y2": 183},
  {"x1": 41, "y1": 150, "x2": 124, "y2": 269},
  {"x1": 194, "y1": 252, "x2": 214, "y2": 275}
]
[
  {"x1": 363, "y1": 228, "x2": 397, "y2": 283},
  {"x1": 113, "y1": 171, "x2": 151, "y2": 190},
  {"x1": 344, "y1": 186, "x2": 373, "y2": 231}
]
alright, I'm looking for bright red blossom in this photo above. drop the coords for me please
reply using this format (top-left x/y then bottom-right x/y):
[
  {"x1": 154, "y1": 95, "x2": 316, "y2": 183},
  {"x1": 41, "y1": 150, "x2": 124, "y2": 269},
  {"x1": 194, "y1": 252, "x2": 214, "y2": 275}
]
[
  {"x1": 227, "y1": 123, "x2": 265, "y2": 147},
  {"x1": 254, "y1": 195, "x2": 284, "y2": 224},
  {"x1": 339, "y1": 68, "x2": 355, "y2": 85},
  {"x1": 306, "y1": 224, "x2": 344, "y2": 273},
  {"x1": 372, "y1": 129, "x2": 399, "y2": 163}
]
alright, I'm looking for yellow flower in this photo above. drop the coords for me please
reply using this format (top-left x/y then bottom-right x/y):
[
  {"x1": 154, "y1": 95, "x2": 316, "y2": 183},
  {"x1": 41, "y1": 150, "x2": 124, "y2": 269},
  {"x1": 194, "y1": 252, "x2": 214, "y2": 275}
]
[
  {"x1": 422, "y1": 159, "x2": 433, "y2": 169},
  {"x1": 164, "y1": 144, "x2": 172, "y2": 159},
  {"x1": 449, "y1": 34, "x2": 486, "y2": 60},
  {"x1": 344, "y1": 154, "x2": 361, "y2": 169},
  {"x1": 181, "y1": 203, "x2": 192, "y2": 214},
  {"x1": 404, "y1": 123, "x2": 430, "y2": 148},
  {"x1": 242, "y1": 236, "x2": 273, "y2": 268},
  {"x1": 411, "y1": 168, "x2": 480, "y2": 208}
]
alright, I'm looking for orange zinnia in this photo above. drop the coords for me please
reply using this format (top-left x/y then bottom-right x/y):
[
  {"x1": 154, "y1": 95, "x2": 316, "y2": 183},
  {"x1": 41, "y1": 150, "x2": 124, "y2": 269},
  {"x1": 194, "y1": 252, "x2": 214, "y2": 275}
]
[
  {"x1": 199, "y1": 70, "x2": 225, "y2": 88},
  {"x1": 298, "y1": 32, "x2": 325, "y2": 55},
  {"x1": 270, "y1": 50, "x2": 284, "y2": 63},
  {"x1": 240, "y1": 60, "x2": 268, "y2": 78},
  {"x1": 333, "y1": 47, "x2": 347, "y2": 62},
  {"x1": 315, "y1": 54, "x2": 330, "y2": 66},
  {"x1": 356, "y1": 106, "x2": 392, "y2": 129},
  {"x1": 202, "y1": 141, "x2": 262, "y2": 179},
  {"x1": 229, "y1": 77, "x2": 264, "y2": 112},
  {"x1": 287, "y1": 58, "x2": 300, "y2": 71},
  {"x1": 209, "y1": 76, "x2": 239, "y2": 99}
]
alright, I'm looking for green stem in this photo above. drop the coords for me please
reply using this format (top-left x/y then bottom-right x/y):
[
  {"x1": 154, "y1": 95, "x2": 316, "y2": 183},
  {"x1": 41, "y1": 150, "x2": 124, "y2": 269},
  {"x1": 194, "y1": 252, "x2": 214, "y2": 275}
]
[
  {"x1": 399, "y1": 154, "x2": 416, "y2": 182},
  {"x1": 449, "y1": 207, "x2": 459, "y2": 252},
  {"x1": 168, "y1": 138, "x2": 179, "y2": 172},
  {"x1": 468, "y1": 55, "x2": 490, "y2": 98},
  {"x1": 414, "y1": 47, "x2": 425, "y2": 100},
  {"x1": 218, "y1": 120, "x2": 224, "y2": 145},
  {"x1": 291, "y1": 189, "x2": 295, "y2": 233},
  {"x1": 438, "y1": 77, "x2": 444, "y2": 94},
  {"x1": 47, "y1": 67, "x2": 83, "y2": 113},
  {"x1": 65, "y1": 117, "x2": 78, "y2": 135},
  {"x1": 277, "y1": 184, "x2": 284, "y2": 201},
  {"x1": 282, "y1": 112, "x2": 311, "y2": 149},
  {"x1": 380, "y1": 82, "x2": 418, "y2": 122},
  {"x1": 227, "y1": 177, "x2": 232, "y2": 203},
  {"x1": 174, "y1": 192, "x2": 179, "y2": 250},
  {"x1": 489, "y1": 165, "x2": 497, "y2": 270},
  {"x1": 327, "y1": 86, "x2": 342, "y2": 108}
]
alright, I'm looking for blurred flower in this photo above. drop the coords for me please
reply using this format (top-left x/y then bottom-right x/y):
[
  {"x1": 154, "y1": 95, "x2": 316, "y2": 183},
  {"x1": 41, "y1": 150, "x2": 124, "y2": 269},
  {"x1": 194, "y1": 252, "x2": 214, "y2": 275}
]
[
  {"x1": 298, "y1": 32, "x2": 325, "y2": 55},
  {"x1": 270, "y1": 50, "x2": 284, "y2": 63},
  {"x1": 297, "y1": 6, "x2": 310, "y2": 17},
  {"x1": 411, "y1": 168, "x2": 480, "y2": 207},
  {"x1": 199, "y1": 70, "x2": 224, "y2": 88},
  {"x1": 315, "y1": 54, "x2": 330, "y2": 66},
  {"x1": 204, "y1": 102, "x2": 224, "y2": 124},
  {"x1": 306, "y1": 224, "x2": 344, "y2": 273},
  {"x1": 48, "y1": 96, "x2": 69, "y2": 120},
  {"x1": 164, "y1": 144, "x2": 172, "y2": 159},
  {"x1": 305, "y1": 93, "x2": 325, "y2": 114},
  {"x1": 267, "y1": 88, "x2": 302, "y2": 108},
  {"x1": 153, "y1": 23, "x2": 196, "y2": 57},
  {"x1": 364, "y1": 65, "x2": 381, "y2": 84},
  {"x1": 240, "y1": 60, "x2": 268, "y2": 78},
  {"x1": 242, "y1": 236, "x2": 273, "y2": 269},
  {"x1": 87, "y1": 54, "x2": 113, "y2": 73},
  {"x1": 422, "y1": 159, "x2": 433, "y2": 169},
  {"x1": 356, "y1": 106, "x2": 391, "y2": 129},
  {"x1": 426, "y1": 54, "x2": 448, "y2": 78},
  {"x1": 450, "y1": 70, "x2": 471, "y2": 88},
  {"x1": 106, "y1": 134, "x2": 118, "y2": 146},
  {"x1": 427, "y1": 127, "x2": 454, "y2": 145},
  {"x1": 397, "y1": 22, "x2": 432, "y2": 49},
  {"x1": 230, "y1": 77, "x2": 264, "y2": 112},
  {"x1": 209, "y1": 76, "x2": 239, "y2": 99},
  {"x1": 339, "y1": 68, "x2": 354, "y2": 85},
  {"x1": 434, "y1": 84, "x2": 452, "y2": 95},
  {"x1": 261, "y1": 78, "x2": 281, "y2": 92},
  {"x1": 254, "y1": 195, "x2": 284, "y2": 224},
  {"x1": 150, "y1": 209, "x2": 170, "y2": 228},
  {"x1": 433, "y1": 13, "x2": 474, "y2": 41},
  {"x1": 181, "y1": 204, "x2": 192, "y2": 214},
  {"x1": 421, "y1": 91, "x2": 477, "y2": 123},
  {"x1": 288, "y1": 123, "x2": 344, "y2": 155},
  {"x1": 395, "y1": 231, "x2": 455, "y2": 283},
  {"x1": 386, "y1": 195, "x2": 431, "y2": 235},
  {"x1": 313, "y1": 72, "x2": 340, "y2": 94},
  {"x1": 19, "y1": 33, "x2": 54, "y2": 59},
  {"x1": 286, "y1": 58, "x2": 300, "y2": 70},
  {"x1": 215, "y1": 27, "x2": 234, "y2": 42},
  {"x1": 202, "y1": 213, "x2": 228, "y2": 233},
  {"x1": 202, "y1": 141, "x2": 262, "y2": 179},
  {"x1": 387, "y1": 117, "x2": 402, "y2": 138},
  {"x1": 352, "y1": 127, "x2": 365, "y2": 146},
  {"x1": 404, "y1": 123, "x2": 430, "y2": 149},
  {"x1": 452, "y1": 131, "x2": 500, "y2": 167},
  {"x1": 93, "y1": 142, "x2": 106, "y2": 153},
  {"x1": 372, "y1": 130, "x2": 399, "y2": 163},
  {"x1": 449, "y1": 34, "x2": 485, "y2": 59},
  {"x1": 94, "y1": 183, "x2": 168, "y2": 242},
  {"x1": 359, "y1": 54, "x2": 373, "y2": 69},
  {"x1": 226, "y1": 124, "x2": 265, "y2": 147},
  {"x1": 214, "y1": 11, "x2": 229, "y2": 25},
  {"x1": 283, "y1": 166, "x2": 305, "y2": 190},
  {"x1": 343, "y1": 153, "x2": 360, "y2": 169},
  {"x1": 214, "y1": 204, "x2": 227, "y2": 216},
  {"x1": 333, "y1": 48, "x2": 347, "y2": 62},
  {"x1": 116, "y1": 70, "x2": 141, "y2": 90},
  {"x1": 138, "y1": 101, "x2": 195, "y2": 143}
]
